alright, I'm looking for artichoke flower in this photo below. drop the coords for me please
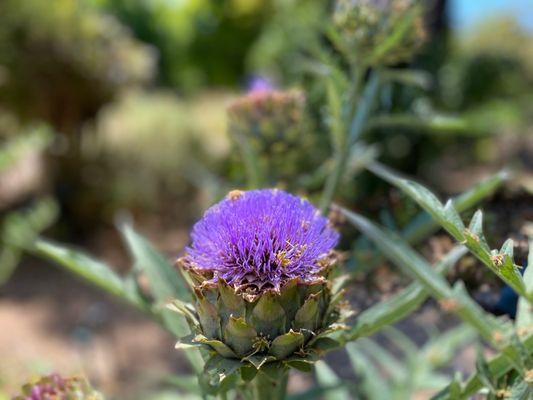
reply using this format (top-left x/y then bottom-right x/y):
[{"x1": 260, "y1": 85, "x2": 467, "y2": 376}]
[
  {"x1": 13, "y1": 374, "x2": 104, "y2": 400},
  {"x1": 333, "y1": 0, "x2": 427, "y2": 65},
  {"x1": 172, "y1": 189, "x2": 350, "y2": 381}
]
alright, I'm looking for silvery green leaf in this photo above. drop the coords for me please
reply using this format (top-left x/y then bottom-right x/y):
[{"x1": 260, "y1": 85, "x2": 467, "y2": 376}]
[
  {"x1": 516, "y1": 239, "x2": 533, "y2": 328},
  {"x1": 346, "y1": 344, "x2": 392, "y2": 400},
  {"x1": 344, "y1": 246, "x2": 466, "y2": 341},
  {"x1": 314, "y1": 361, "x2": 351, "y2": 400},
  {"x1": 475, "y1": 348, "x2": 496, "y2": 392},
  {"x1": 341, "y1": 207, "x2": 508, "y2": 346},
  {"x1": 121, "y1": 224, "x2": 190, "y2": 301},
  {"x1": 467, "y1": 210, "x2": 490, "y2": 251},
  {"x1": 367, "y1": 162, "x2": 528, "y2": 300},
  {"x1": 507, "y1": 379, "x2": 530, "y2": 400},
  {"x1": 34, "y1": 240, "x2": 141, "y2": 306},
  {"x1": 432, "y1": 334, "x2": 533, "y2": 399},
  {"x1": 401, "y1": 170, "x2": 507, "y2": 244}
]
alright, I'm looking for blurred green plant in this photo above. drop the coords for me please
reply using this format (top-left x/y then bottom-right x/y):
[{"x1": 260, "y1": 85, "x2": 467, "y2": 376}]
[
  {"x1": 0, "y1": 123, "x2": 58, "y2": 284},
  {"x1": 93, "y1": 0, "x2": 272, "y2": 91},
  {"x1": 0, "y1": 0, "x2": 154, "y2": 131},
  {"x1": 307, "y1": 324, "x2": 476, "y2": 400},
  {"x1": 82, "y1": 89, "x2": 231, "y2": 214}
]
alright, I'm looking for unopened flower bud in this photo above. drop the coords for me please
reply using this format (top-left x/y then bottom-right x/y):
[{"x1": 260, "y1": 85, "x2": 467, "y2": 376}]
[
  {"x1": 227, "y1": 89, "x2": 313, "y2": 185},
  {"x1": 333, "y1": 0, "x2": 427, "y2": 65}
]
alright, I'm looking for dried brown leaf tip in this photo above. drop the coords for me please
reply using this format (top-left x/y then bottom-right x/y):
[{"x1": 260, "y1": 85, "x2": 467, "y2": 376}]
[{"x1": 490, "y1": 253, "x2": 505, "y2": 267}]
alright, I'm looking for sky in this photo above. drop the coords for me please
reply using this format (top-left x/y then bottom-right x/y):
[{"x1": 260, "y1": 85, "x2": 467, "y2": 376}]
[{"x1": 450, "y1": 0, "x2": 533, "y2": 32}]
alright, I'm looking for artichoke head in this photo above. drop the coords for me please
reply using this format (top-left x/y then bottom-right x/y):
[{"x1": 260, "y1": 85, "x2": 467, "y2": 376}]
[
  {"x1": 171, "y1": 258, "x2": 350, "y2": 370},
  {"x1": 170, "y1": 189, "x2": 350, "y2": 391}
]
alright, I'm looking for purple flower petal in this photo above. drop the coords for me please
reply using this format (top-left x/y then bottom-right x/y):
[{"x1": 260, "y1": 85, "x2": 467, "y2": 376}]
[{"x1": 184, "y1": 189, "x2": 339, "y2": 291}]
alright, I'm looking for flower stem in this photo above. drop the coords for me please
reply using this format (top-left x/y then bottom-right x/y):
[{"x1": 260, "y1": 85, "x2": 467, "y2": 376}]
[
  {"x1": 250, "y1": 365, "x2": 289, "y2": 400},
  {"x1": 320, "y1": 70, "x2": 381, "y2": 213}
]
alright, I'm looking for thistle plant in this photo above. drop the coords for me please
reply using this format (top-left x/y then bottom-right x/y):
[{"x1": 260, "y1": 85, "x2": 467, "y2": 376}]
[
  {"x1": 13, "y1": 374, "x2": 104, "y2": 400},
  {"x1": 172, "y1": 189, "x2": 350, "y2": 397},
  {"x1": 333, "y1": 0, "x2": 426, "y2": 65}
]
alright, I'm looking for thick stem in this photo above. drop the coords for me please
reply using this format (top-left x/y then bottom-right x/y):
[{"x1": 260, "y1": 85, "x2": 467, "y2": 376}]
[
  {"x1": 320, "y1": 71, "x2": 381, "y2": 213},
  {"x1": 250, "y1": 365, "x2": 289, "y2": 400}
]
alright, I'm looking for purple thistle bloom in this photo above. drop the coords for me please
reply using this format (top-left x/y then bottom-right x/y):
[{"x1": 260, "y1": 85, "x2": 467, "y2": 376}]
[{"x1": 183, "y1": 189, "x2": 339, "y2": 292}]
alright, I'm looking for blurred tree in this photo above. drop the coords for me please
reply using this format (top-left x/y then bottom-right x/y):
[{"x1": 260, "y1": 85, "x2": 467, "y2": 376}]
[
  {"x1": 0, "y1": 0, "x2": 155, "y2": 233},
  {"x1": 93, "y1": 0, "x2": 272, "y2": 91}
]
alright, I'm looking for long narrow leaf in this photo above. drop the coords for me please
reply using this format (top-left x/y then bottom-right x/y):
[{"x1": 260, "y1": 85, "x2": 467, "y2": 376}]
[
  {"x1": 432, "y1": 334, "x2": 533, "y2": 400},
  {"x1": 349, "y1": 171, "x2": 506, "y2": 273},
  {"x1": 516, "y1": 239, "x2": 533, "y2": 328},
  {"x1": 34, "y1": 239, "x2": 146, "y2": 310},
  {"x1": 121, "y1": 224, "x2": 190, "y2": 302},
  {"x1": 367, "y1": 162, "x2": 528, "y2": 300},
  {"x1": 340, "y1": 207, "x2": 505, "y2": 346},
  {"x1": 345, "y1": 245, "x2": 467, "y2": 341},
  {"x1": 120, "y1": 225, "x2": 204, "y2": 372},
  {"x1": 314, "y1": 361, "x2": 352, "y2": 400}
]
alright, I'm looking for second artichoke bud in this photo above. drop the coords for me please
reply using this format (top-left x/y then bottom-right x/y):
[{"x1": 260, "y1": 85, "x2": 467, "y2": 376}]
[
  {"x1": 172, "y1": 189, "x2": 350, "y2": 376},
  {"x1": 333, "y1": 0, "x2": 427, "y2": 65},
  {"x1": 227, "y1": 87, "x2": 314, "y2": 186}
]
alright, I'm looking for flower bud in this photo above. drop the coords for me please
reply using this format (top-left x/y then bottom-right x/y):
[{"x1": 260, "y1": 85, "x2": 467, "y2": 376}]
[
  {"x1": 227, "y1": 89, "x2": 313, "y2": 185},
  {"x1": 333, "y1": 0, "x2": 427, "y2": 65}
]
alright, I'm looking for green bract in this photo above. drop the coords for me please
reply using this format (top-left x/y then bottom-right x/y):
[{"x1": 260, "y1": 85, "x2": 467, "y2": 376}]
[{"x1": 170, "y1": 260, "x2": 351, "y2": 374}]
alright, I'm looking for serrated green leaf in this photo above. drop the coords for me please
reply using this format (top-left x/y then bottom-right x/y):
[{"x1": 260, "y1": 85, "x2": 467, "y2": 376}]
[
  {"x1": 341, "y1": 207, "x2": 507, "y2": 346},
  {"x1": 444, "y1": 200, "x2": 466, "y2": 233},
  {"x1": 432, "y1": 334, "x2": 533, "y2": 399},
  {"x1": 500, "y1": 239, "x2": 514, "y2": 258},
  {"x1": 367, "y1": 162, "x2": 465, "y2": 238},
  {"x1": 341, "y1": 207, "x2": 452, "y2": 297},
  {"x1": 367, "y1": 162, "x2": 529, "y2": 301},
  {"x1": 467, "y1": 210, "x2": 490, "y2": 251},
  {"x1": 401, "y1": 170, "x2": 507, "y2": 244}
]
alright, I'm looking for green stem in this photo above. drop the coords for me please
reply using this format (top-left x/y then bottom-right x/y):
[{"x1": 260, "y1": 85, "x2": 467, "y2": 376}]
[
  {"x1": 250, "y1": 366, "x2": 289, "y2": 400},
  {"x1": 320, "y1": 71, "x2": 380, "y2": 213}
]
